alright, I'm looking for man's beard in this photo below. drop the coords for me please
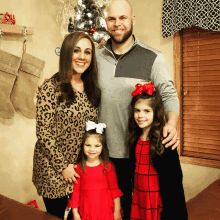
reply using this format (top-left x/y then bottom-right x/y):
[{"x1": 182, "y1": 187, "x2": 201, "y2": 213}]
[{"x1": 108, "y1": 22, "x2": 133, "y2": 45}]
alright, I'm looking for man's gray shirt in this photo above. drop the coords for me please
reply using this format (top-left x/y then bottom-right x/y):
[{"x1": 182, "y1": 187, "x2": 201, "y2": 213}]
[{"x1": 96, "y1": 35, "x2": 179, "y2": 158}]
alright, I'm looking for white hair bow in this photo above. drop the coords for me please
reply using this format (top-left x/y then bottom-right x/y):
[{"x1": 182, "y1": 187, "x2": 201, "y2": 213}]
[{"x1": 86, "y1": 120, "x2": 106, "y2": 134}]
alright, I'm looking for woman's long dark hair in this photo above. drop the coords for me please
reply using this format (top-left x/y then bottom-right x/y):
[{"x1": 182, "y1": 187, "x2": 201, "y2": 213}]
[
  {"x1": 77, "y1": 129, "x2": 109, "y2": 173},
  {"x1": 127, "y1": 89, "x2": 166, "y2": 158},
  {"x1": 56, "y1": 31, "x2": 101, "y2": 108}
]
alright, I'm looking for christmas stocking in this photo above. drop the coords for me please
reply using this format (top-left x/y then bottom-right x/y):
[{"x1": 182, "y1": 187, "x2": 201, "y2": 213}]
[
  {"x1": 0, "y1": 50, "x2": 21, "y2": 119},
  {"x1": 10, "y1": 52, "x2": 45, "y2": 119}
]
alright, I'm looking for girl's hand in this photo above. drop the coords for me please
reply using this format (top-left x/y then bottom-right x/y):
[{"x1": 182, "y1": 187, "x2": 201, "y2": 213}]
[
  {"x1": 62, "y1": 164, "x2": 80, "y2": 184},
  {"x1": 114, "y1": 210, "x2": 122, "y2": 220}
]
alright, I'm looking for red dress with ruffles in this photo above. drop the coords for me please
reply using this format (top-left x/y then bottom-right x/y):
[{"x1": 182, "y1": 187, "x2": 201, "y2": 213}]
[
  {"x1": 68, "y1": 162, "x2": 123, "y2": 220},
  {"x1": 130, "y1": 139, "x2": 163, "y2": 220}
]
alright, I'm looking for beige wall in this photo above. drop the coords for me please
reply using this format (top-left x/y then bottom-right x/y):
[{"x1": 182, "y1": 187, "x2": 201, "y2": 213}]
[
  {"x1": 0, "y1": 0, "x2": 62, "y2": 211},
  {"x1": 0, "y1": 0, "x2": 219, "y2": 212}
]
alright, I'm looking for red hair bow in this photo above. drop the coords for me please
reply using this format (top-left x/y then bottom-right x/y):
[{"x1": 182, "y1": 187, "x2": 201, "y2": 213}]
[{"x1": 131, "y1": 82, "x2": 156, "y2": 97}]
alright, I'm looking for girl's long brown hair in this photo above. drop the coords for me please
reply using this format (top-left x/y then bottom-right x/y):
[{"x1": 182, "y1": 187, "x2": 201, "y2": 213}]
[
  {"x1": 56, "y1": 31, "x2": 101, "y2": 108},
  {"x1": 127, "y1": 89, "x2": 166, "y2": 158},
  {"x1": 77, "y1": 129, "x2": 109, "y2": 173}
]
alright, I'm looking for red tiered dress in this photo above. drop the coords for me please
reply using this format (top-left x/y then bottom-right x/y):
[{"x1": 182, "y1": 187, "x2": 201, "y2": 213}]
[
  {"x1": 68, "y1": 162, "x2": 123, "y2": 220},
  {"x1": 130, "y1": 138, "x2": 163, "y2": 220}
]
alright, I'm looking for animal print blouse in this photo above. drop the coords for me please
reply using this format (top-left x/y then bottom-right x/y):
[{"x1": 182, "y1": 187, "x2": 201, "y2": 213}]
[{"x1": 32, "y1": 75, "x2": 98, "y2": 199}]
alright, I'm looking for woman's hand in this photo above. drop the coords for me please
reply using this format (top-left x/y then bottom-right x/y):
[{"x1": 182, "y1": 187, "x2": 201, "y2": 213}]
[
  {"x1": 62, "y1": 164, "x2": 80, "y2": 184},
  {"x1": 72, "y1": 208, "x2": 81, "y2": 220},
  {"x1": 114, "y1": 210, "x2": 122, "y2": 220},
  {"x1": 73, "y1": 212, "x2": 81, "y2": 220}
]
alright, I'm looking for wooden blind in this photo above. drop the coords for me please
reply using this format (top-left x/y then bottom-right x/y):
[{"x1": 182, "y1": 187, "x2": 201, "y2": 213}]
[{"x1": 181, "y1": 26, "x2": 220, "y2": 164}]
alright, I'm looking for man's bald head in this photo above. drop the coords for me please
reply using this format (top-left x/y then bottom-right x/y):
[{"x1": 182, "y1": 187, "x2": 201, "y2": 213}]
[{"x1": 106, "y1": 0, "x2": 133, "y2": 17}]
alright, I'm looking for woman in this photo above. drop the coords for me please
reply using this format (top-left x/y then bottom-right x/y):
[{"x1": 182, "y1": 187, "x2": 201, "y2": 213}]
[{"x1": 32, "y1": 31, "x2": 101, "y2": 220}]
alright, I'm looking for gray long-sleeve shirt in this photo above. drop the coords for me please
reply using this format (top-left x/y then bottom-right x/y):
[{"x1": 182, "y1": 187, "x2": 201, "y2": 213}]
[{"x1": 96, "y1": 35, "x2": 179, "y2": 158}]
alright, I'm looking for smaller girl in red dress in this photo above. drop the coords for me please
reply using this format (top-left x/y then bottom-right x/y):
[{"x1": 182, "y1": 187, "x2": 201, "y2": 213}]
[
  {"x1": 128, "y1": 82, "x2": 188, "y2": 220},
  {"x1": 68, "y1": 121, "x2": 123, "y2": 220}
]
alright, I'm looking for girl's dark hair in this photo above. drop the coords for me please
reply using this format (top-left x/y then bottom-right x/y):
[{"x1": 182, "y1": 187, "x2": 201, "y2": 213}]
[
  {"x1": 56, "y1": 31, "x2": 101, "y2": 108},
  {"x1": 77, "y1": 129, "x2": 109, "y2": 173},
  {"x1": 127, "y1": 89, "x2": 166, "y2": 158}
]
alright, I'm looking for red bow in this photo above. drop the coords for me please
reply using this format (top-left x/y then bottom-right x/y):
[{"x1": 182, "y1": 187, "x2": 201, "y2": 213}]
[{"x1": 131, "y1": 82, "x2": 156, "y2": 97}]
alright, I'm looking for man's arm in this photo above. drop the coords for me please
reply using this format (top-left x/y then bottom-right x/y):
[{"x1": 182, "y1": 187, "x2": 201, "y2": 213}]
[
  {"x1": 151, "y1": 53, "x2": 180, "y2": 150},
  {"x1": 166, "y1": 111, "x2": 179, "y2": 128}
]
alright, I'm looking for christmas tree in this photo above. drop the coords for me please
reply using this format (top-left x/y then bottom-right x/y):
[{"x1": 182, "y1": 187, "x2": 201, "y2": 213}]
[{"x1": 68, "y1": 0, "x2": 110, "y2": 43}]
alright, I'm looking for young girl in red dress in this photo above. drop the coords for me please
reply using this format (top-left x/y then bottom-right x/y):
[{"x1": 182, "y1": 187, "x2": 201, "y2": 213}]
[
  {"x1": 128, "y1": 82, "x2": 188, "y2": 220},
  {"x1": 68, "y1": 121, "x2": 123, "y2": 220}
]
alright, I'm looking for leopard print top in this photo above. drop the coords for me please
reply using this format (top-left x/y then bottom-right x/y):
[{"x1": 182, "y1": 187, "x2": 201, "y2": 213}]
[{"x1": 32, "y1": 75, "x2": 98, "y2": 199}]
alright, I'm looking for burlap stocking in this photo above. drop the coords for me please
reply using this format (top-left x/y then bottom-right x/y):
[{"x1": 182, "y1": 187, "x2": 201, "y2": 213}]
[
  {"x1": 10, "y1": 52, "x2": 45, "y2": 119},
  {"x1": 0, "y1": 50, "x2": 21, "y2": 119}
]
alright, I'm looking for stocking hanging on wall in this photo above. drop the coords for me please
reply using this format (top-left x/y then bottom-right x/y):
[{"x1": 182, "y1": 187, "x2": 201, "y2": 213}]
[
  {"x1": 10, "y1": 52, "x2": 45, "y2": 119},
  {"x1": 0, "y1": 50, "x2": 21, "y2": 119}
]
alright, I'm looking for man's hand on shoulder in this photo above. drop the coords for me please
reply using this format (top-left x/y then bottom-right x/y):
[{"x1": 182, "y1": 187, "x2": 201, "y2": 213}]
[
  {"x1": 162, "y1": 123, "x2": 180, "y2": 150},
  {"x1": 162, "y1": 111, "x2": 180, "y2": 150}
]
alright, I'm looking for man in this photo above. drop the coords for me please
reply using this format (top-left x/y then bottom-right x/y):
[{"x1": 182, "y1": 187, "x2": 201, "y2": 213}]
[{"x1": 96, "y1": 0, "x2": 180, "y2": 219}]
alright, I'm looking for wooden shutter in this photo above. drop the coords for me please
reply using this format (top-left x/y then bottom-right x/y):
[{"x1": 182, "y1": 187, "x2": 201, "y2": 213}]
[{"x1": 174, "y1": 26, "x2": 220, "y2": 168}]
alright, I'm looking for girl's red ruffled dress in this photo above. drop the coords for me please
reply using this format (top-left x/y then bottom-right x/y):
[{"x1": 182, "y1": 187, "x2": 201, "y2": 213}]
[
  {"x1": 130, "y1": 138, "x2": 163, "y2": 220},
  {"x1": 68, "y1": 162, "x2": 123, "y2": 220}
]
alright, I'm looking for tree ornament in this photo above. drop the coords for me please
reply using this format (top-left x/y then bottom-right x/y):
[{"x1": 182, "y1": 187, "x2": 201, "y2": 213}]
[
  {"x1": 79, "y1": 22, "x2": 85, "y2": 29},
  {"x1": 88, "y1": 26, "x2": 96, "y2": 35},
  {"x1": 75, "y1": 14, "x2": 81, "y2": 20},
  {"x1": 68, "y1": 17, "x2": 75, "y2": 32},
  {"x1": 100, "y1": 18, "x2": 106, "y2": 28},
  {"x1": 87, "y1": 12, "x2": 92, "y2": 18}
]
